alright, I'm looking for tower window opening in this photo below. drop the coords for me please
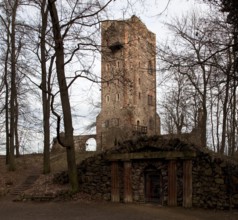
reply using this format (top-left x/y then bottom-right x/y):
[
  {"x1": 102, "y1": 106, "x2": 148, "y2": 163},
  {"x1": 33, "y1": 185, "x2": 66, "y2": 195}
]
[
  {"x1": 138, "y1": 78, "x2": 141, "y2": 85},
  {"x1": 148, "y1": 95, "x2": 153, "y2": 105},
  {"x1": 116, "y1": 94, "x2": 120, "y2": 101},
  {"x1": 109, "y1": 41, "x2": 123, "y2": 52},
  {"x1": 106, "y1": 95, "x2": 110, "y2": 103},
  {"x1": 149, "y1": 118, "x2": 154, "y2": 130},
  {"x1": 105, "y1": 120, "x2": 109, "y2": 128},
  {"x1": 148, "y1": 60, "x2": 153, "y2": 75}
]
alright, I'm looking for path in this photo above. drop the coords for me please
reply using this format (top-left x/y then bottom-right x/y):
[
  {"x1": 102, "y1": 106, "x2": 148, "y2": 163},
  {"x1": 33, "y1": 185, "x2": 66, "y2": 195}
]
[
  {"x1": 0, "y1": 198, "x2": 238, "y2": 220},
  {"x1": 10, "y1": 173, "x2": 40, "y2": 197},
  {"x1": 9, "y1": 165, "x2": 41, "y2": 200}
]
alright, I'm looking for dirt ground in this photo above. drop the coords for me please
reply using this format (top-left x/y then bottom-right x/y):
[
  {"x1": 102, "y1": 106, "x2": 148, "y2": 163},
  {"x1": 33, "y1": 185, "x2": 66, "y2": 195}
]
[{"x1": 0, "y1": 197, "x2": 238, "y2": 220}]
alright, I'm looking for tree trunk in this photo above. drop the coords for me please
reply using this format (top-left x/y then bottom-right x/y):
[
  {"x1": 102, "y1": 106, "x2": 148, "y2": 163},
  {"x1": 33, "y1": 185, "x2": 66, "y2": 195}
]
[
  {"x1": 201, "y1": 105, "x2": 207, "y2": 148},
  {"x1": 230, "y1": 84, "x2": 237, "y2": 156},
  {"x1": 5, "y1": 72, "x2": 9, "y2": 164},
  {"x1": 220, "y1": 73, "x2": 230, "y2": 154},
  {"x1": 231, "y1": 28, "x2": 238, "y2": 156},
  {"x1": 41, "y1": 0, "x2": 51, "y2": 174},
  {"x1": 198, "y1": 104, "x2": 207, "y2": 148},
  {"x1": 4, "y1": 25, "x2": 10, "y2": 164},
  {"x1": 9, "y1": 0, "x2": 19, "y2": 171},
  {"x1": 14, "y1": 96, "x2": 20, "y2": 157},
  {"x1": 48, "y1": 0, "x2": 78, "y2": 192}
]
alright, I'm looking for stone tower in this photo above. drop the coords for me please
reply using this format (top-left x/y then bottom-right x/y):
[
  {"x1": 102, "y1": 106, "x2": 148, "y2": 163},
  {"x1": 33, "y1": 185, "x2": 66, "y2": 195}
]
[{"x1": 96, "y1": 15, "x2": 160, "y2": 150}]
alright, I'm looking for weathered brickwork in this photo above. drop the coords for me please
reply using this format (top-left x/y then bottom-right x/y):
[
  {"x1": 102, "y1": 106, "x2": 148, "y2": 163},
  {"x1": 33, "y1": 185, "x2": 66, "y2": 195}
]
[{"x1": 96, "y1": 15, "x2": 160, "y2": 150}]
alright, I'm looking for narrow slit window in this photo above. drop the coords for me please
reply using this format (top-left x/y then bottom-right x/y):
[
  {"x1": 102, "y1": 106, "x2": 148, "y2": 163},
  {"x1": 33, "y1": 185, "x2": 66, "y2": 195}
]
[
  {"x1": 148, "y1": 60, "x2": 153, "y2": 75},
  {"x1": 148, "y1": 95, "x2": 153, "y2": 105},
  {"x1": 106, "y1": 95, "x2": 110, "y2": 103},
  {"x1": 116, "y1": 94, "x2": 120, "y2": 101}
]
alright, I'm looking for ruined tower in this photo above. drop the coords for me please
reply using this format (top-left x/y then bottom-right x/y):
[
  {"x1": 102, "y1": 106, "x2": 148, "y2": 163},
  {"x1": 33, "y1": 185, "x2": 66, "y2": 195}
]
[{"x1": 96, "y1": 15, "x2": 160, "y2": 150}]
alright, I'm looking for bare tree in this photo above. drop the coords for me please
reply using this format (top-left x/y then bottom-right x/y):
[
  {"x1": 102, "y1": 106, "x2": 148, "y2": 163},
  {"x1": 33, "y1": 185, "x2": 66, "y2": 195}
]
[
  {"x1": 47, "y1": 0, "x2": 114, "y2": 191},
  {"x1": 159, "y1": 11, "x2": 216, "y2": 147},
  {"x1": 159, "y1": 72, "x2": 191, "y2": 134},
  {"x1": 0, "y1": 6, "x2": 11, "y2": 163},
  {"x1": 159, "y1": 9, "x2": 236, "y2": 150},
  {"x1": 8, "y1": 0, "x2": 20, "y2": 170},
  {"x1": 36, "y1": 0, "x2": 53, "y2": 174},
  {"x1": 0, "y1": 0, "x2": 45, "y2": 166}
]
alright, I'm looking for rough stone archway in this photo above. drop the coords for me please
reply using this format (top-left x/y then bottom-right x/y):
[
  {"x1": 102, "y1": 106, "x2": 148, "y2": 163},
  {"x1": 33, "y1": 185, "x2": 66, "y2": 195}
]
[
  {"x1": 85, "y1": 138, "x2": 97, "y2": 151},
  {"x1": 74, "y1": 135, "x2": 97, "y2": 152}
]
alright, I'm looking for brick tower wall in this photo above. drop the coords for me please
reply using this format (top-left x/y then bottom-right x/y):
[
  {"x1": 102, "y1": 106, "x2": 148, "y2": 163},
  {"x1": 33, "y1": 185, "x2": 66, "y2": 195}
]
[{"x1": 96, "y1": 16, "x2": 160, "y2": 150}]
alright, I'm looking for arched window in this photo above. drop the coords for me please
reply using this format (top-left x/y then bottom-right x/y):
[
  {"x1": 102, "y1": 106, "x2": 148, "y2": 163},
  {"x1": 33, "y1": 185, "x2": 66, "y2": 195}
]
[{"x1": 85, "y1": 138, "x2": 97, "y2": 151}]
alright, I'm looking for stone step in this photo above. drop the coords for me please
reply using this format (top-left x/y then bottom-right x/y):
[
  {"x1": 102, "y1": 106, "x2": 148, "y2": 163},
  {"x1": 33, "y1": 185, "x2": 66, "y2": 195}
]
[{"x1": 11, "y1": 173, "x2": 40, "y2": 196}]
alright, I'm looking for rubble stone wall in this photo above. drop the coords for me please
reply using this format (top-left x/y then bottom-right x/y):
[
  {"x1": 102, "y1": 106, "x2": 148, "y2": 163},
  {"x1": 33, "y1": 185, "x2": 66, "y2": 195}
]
[
  {"x1": 77, "y1": 154, "x2": 111, "y2": 201},
  {"x1": 75, "y1": 151, "x2": 238, "y2": 209},
  {"x1": 54, "y1": 137, "x2": 238, "y2": 209},
  {"x1": 192, "y1": 152, "x2": 238, "y2": 209}
]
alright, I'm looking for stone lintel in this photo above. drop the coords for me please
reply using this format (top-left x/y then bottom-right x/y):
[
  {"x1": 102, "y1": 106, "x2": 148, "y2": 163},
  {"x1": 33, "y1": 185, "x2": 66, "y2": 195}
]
[{"x1": 107, "y1": 151, "x2": 196, "y2": 161}]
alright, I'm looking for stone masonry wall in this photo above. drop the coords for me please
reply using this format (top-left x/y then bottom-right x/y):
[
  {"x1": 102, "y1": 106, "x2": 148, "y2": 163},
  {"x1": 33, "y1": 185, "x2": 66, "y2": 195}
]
[
  {"x1": 192, "y1": 151, "x2": 238, "y2": 209},
  {"x1": 77, "y1": 154, "x2": 111, "y2": 201},
  {"x1": 54, "y1": 137, "x2": 238, "y2": 209},
  {"x1": 73, "y1": 154, "x2": 238, "y2": 209},
  {"x1": 51, "y1": 134, "x2": 97, "y2": 153}
]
